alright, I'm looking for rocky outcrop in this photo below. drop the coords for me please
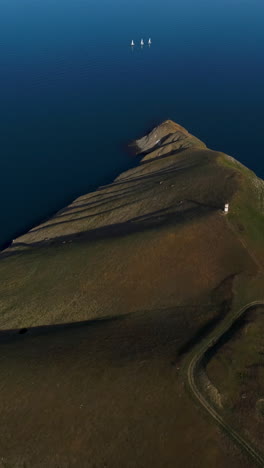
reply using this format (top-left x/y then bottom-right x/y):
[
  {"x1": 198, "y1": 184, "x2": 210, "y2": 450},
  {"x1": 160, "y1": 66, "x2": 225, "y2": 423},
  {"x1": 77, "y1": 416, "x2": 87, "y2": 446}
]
[{"x1": 130, "y1": 120, "x2": 206, "y2": 159}]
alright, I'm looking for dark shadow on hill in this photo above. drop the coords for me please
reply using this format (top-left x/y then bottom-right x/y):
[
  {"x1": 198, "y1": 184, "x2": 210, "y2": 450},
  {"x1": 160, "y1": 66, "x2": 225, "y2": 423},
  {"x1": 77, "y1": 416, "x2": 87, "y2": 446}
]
[
  {"x1": 55, "y1": 153, "x2": 209, "y2": 219},
  {"x1": 202, "y1": 305, "x2": 264, "y2": 368},
  {"x1": 128, "y1": 132, "x2": 175, "y2": 156},
  {"x1": 0, "y1": 304, "x2": 219, "y2": 364},
  {"x1": 115, "y1": 157, "x2": 202, "y2": 184},
  {"x1": 1, "y1": 201, "x2": 218, "y2": 259},
  {"x1": 0, "y1": 313, "x2": 126, "y2": 344},
  {"x1": 139, "y1": 146, "x2": 192, "y2": 165},
  {"x1": 177, "y1": 299, "x2": 231, "y2": 357},
  {"x1": 128, "y1": 131, "x2": 197, "y2": 158}
]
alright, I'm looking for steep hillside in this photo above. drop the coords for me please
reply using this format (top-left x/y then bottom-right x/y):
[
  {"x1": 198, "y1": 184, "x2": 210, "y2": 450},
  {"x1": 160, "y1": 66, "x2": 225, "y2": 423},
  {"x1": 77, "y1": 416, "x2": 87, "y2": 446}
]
[
  {"x1": 1, "y1": 120, "x2": 263, "y2": 330},
  {"x1": 0, "y1": 120, "x2": 263, "y2": 467}
]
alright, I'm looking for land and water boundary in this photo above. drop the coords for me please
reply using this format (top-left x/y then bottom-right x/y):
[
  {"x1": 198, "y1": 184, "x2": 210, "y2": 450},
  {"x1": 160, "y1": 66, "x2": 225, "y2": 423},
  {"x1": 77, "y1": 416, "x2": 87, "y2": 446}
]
[{"x1": 0, "y1": 120, "x2": 264, "y2": 467}]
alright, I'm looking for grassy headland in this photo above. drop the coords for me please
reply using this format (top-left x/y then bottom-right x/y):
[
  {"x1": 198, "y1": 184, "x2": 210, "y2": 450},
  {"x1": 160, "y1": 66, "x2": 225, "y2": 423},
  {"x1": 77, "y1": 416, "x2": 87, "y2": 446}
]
[{"x1": 0, "y1": 120, "x2": 263, "y2": 467}]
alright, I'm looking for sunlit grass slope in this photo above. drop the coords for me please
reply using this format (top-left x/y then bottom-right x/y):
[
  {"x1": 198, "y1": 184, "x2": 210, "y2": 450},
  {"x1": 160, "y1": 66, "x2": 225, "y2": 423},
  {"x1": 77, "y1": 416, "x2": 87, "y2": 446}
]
[
  {"x1": 1, "y1": 121, "x2": 263, "y2": 330},
  {"x1": 0, "y1": 120, "x2": 263, "y2": 467}
]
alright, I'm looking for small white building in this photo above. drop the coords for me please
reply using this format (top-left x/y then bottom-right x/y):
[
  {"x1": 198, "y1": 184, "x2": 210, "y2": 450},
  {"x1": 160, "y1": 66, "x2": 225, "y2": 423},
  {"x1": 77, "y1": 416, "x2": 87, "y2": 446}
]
[{"x1": 224, "y1": 203, "x2": 229, "y2": 214}]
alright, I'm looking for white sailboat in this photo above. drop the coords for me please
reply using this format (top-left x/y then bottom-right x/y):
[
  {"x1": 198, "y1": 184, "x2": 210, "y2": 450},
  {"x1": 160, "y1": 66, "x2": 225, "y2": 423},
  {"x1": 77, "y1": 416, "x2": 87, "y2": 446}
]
[
  {"x1": 148, "y1": 38, "x2": 152, "y2": 45},
  {"x1": 131, "y1": 40, "x2": 135, "y2": 46},
  {"x1": 140, "y1": 39, "x2": 144, "y2": 46}
]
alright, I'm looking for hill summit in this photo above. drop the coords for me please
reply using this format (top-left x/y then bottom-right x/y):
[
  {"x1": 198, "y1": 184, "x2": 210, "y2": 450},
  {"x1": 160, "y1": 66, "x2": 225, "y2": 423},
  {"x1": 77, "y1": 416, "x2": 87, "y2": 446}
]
[
  {"x1": 1, "y1": 119, "x2": 263, "y2": 329},
  {"x1": 0, "y1": 121, "x2": 264, "y2": 467}
]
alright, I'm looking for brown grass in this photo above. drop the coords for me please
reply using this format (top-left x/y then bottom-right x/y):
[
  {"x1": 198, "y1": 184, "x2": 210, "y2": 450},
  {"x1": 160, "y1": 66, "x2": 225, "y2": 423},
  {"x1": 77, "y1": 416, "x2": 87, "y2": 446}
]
[{"x1": 0, "y1": 121, "x2": 263, "y2": 466}]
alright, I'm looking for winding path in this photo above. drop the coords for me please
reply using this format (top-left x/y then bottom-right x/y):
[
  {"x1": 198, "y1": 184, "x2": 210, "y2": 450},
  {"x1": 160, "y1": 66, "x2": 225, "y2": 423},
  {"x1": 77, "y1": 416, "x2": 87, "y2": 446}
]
[{"x1": 187, "y1": 301, "x2": 264, "y2": 467}]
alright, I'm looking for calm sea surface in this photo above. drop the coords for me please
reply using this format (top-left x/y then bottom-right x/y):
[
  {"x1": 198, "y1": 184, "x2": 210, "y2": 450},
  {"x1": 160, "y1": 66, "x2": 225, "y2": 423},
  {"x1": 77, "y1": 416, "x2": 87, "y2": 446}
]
[{"x1": 1, "y1": 0, "x2": 264, "y2": 248}]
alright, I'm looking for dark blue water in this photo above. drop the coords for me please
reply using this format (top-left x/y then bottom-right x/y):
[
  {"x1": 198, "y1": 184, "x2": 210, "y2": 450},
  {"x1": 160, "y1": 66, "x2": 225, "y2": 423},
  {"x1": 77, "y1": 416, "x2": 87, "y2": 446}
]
[{"x1": 1, "y1": 0, "x2": 264, "y2": 248}]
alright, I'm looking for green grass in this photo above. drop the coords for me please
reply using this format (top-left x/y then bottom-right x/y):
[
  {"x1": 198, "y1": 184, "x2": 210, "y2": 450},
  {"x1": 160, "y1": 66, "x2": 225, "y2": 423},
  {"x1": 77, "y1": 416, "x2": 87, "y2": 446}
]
[
  {"x1": 217, "y1": 153, "x2": 264, "y2": 267},
  {"x1": 219, "y1": 153, "x2": 254, "y2": 177}
]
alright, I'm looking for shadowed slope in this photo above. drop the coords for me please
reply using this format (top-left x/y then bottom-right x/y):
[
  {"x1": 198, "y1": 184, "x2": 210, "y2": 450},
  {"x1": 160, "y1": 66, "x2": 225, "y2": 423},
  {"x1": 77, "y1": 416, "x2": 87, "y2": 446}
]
[
  {"x1": 0, "y1": 121, "x2": 263, "y2": 467},
  {"x1": 0, "y1": 121, "x2": 262, "y2": 331}
]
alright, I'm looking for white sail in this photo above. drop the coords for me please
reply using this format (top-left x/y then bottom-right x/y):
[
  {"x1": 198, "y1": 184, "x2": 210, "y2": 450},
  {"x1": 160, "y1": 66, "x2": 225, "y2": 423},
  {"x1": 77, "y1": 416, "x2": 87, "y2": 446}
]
[
  {"x1": 140, "y1": 39, "x2": 144, "y2": 46},
  {"x1": 131, "y1": 40, "x2": 135, "y2": 46},
  {"x1": 148, "y1": 38, "x2": 152, "y2": 45}
]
